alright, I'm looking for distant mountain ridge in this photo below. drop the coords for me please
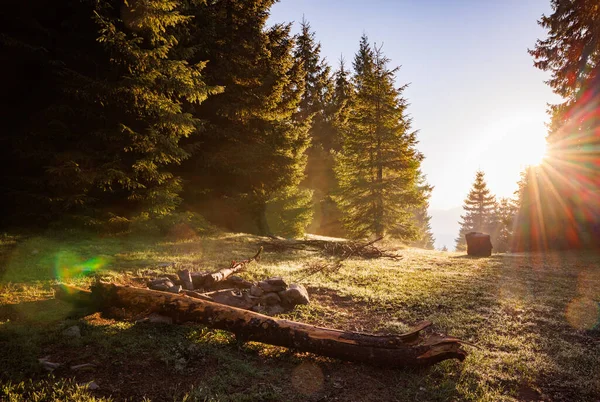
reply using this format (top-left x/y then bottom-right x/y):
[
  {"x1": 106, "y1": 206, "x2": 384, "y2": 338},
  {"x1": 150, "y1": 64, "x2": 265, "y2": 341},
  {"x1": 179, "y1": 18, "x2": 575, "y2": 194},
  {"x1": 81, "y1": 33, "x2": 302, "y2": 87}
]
[{"x1": 429, "y1": 206, "x2": 462, "y2": 250}]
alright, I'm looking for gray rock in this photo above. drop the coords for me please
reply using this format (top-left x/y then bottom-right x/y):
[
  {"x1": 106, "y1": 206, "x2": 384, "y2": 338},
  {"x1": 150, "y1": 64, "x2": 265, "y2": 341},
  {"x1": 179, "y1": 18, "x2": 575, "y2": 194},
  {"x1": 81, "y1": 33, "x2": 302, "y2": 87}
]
[
  {"x1": 71, "y1": 363, "x2": 96, "y2": 371},
  {"x1": 258, "y1": 277, "x2": 287, "y2": 293},
  {"x1": 62, "y1": 325, "x2": 81, "y2": 338},
  {"x1": 167, "y1": 284, "x2": 182, "y2": 294},
  {"x1": 164, "y1": 273, "x2": 181, "y2": 283},
  {"x1": 191, "y1": 271, "x2": 211, "y2": 288},
  {"x1": 177, "y1": 269, "x2": 194, "y2": 290},
  {"x1": 249, "y1": 285, "x2": 264, "y2": 297},
  {"x1": 259, "y1": 292, "x2": 281, "y2": 306},
  {"x1": 226, "y1": 276, "x2": 254, "y2": 289},
  {"x1": 278, "y1": 283, "x2": 309, "y2": 306},
  {"x1": 148, "y1": 278, "x2": 164, "y2": 285},
  {"x1": 87, "y1": 381, "x2": 100, "y2": 390},
  {"x1": 39, "y1": 357, "x2": 61, "y2": 371},
  {"x1": 148, "y1": 278, "x2": 175, "y2": 291},
  {"x1": 208, "y1": 289, "x2": 256, "y2": 310},
  {"x1": 265, "y1": 305, "x2": 286, "y2": 316}
]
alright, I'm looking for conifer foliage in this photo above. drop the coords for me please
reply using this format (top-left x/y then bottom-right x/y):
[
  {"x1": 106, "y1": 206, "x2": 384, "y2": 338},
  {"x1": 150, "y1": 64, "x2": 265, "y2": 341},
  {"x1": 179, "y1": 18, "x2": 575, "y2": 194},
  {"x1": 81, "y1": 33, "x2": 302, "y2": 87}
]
[
  {"x1": 93, "y1": 0, "x2": 219, "y2": 218},
  {"x1": 491, "y1": 197, "x2": 518, "y2": 253},
  {"x1": 334, "y1": 37, "x2": 424, "y2": 239},
  {"x1": 512, "y1": 0, "x2": 600, "y2": 250},
  {"x1": 293, "y1": 19, "x2": 345, "y2": 236},
  {"x1": 0, "y1": 0, "x2": 216, "y2": 228},
  {"x1": 410, "y1": 174, "x2": 436, "y2": 249},
  {"x1": 0, "y1": 1, "x2": 434, "y2": 241},
  {"x1": 456, "y1": 171, "x2": 497, "y2": 250},
  {"x1": 180, "y1": 1, "x2": 311, "y2": 236}
]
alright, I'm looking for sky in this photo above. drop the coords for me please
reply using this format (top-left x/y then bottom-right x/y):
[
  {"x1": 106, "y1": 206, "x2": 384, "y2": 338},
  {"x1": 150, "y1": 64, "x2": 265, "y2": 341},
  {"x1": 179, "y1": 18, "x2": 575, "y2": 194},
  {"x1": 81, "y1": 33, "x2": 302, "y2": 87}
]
[{"x1": 269, "y1": 0, "x2": 563, "y2": 248}]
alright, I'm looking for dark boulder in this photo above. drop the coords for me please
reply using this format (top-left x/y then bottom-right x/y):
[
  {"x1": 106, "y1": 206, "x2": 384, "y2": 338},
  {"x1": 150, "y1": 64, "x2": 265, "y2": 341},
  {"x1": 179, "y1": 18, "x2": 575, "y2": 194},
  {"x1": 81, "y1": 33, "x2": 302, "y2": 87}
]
[{"x1": 465, "y1": 232, "x2": 492, "y2": 257}]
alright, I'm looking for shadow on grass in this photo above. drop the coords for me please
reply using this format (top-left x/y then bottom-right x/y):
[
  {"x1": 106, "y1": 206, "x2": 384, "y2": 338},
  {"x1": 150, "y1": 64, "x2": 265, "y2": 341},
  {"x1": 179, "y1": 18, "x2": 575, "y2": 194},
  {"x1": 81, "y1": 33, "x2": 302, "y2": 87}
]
[
  {"x1": 0, "y1": 295, "x2": 463, "y2": 402},
  {"x1": 0, "y1": 298, "x2": 93, "y2": 324},
  {"x1": 0, "y1": 231, "x2": 309, "y2": 284},
  {"x1": 450, "y1": 254, "x2": 506, "y2": 260}
]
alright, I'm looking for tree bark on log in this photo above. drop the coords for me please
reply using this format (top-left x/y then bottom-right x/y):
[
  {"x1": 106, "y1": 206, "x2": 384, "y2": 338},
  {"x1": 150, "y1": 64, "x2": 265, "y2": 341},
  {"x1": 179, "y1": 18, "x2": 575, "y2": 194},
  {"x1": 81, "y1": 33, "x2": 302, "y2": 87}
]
[
  {"x1": 55, "y1": 282, "x2": 467, "y2": 368},
  {"x1": 191, "y1": 247, "x2": 263, "y2": 288}
]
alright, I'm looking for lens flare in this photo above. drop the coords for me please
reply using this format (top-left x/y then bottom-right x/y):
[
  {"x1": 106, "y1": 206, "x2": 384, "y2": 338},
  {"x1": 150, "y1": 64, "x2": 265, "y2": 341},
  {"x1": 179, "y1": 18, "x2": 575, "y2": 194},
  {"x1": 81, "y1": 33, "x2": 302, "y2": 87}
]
[
  {"x1": 565, "y1": 297, "x2": 599, "y2": 330},
  {"x1": 54, "y1": 250, "x2": 111, "y2": 282},
  {"x1": 576, "y1": 269, "x2": 600, "y2": 300},
  {"x1": 291, "y1": 362, "x2": 324, "y2": 396}
]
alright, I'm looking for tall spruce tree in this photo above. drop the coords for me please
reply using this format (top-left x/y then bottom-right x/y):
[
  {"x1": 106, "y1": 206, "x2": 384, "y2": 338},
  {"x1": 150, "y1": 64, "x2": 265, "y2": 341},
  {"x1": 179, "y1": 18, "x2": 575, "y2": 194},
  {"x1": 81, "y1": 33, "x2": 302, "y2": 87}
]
[
  {"x1": 511, "y1": 166, "x2": 546, "y2": 251},
  {"x1": 180, "y1": 1, "x2": 311, "y2": 236},
  {"x1": 293, "y1": 18, "x2": 342, "y2": 235},
  {"x1": 514, "y1": 0, "x2": 600, "y2": 250},
  {"x1": 334, "y1": 37, "x2": 424, "y2": 238},
  {"x1": 315, "y1": 57, "x2": 355, "y2": 236},
  {"x1": 530, "y1": 0, "x2": 600, "y2": 151},
  {"x1": 0, "y1": 0, "x2": 216, "y2": 229},
  {"x1": 333, "y1": 58, "x2": 354, "y2": 117},
  {"x1": 409, "y1": 174, "x2": 435, "y2": 250},
  {"x1": 294, "y1": 18, "x2": 333, "y2": 126},
  {"x1": 491, "y1": 197, "x2": 518, "y2": 253},
  {"x1": 455, "y1": 170, "x2": 497, "y2": 250}
]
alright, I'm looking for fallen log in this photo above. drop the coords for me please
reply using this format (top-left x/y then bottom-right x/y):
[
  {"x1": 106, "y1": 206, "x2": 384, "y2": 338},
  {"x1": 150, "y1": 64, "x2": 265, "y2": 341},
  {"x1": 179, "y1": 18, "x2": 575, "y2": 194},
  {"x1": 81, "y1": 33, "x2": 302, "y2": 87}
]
[
  {"x1": 189, "y1": 246, "x2": 263, "y2": 288},
  {"x1": 55, "y1": 282, "x2": 468, "y2": 368}
]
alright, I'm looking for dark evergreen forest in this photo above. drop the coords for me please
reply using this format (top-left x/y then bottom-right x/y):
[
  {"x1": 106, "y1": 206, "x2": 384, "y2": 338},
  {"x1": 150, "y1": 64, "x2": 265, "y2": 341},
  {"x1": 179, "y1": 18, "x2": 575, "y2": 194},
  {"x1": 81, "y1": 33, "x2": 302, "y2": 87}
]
[
  {"x1": 0, "y1": 0, "x2": 434, "y2": 246},
  {"x1": 2, "y1": 0, "x2": 599, "y2": 252}
]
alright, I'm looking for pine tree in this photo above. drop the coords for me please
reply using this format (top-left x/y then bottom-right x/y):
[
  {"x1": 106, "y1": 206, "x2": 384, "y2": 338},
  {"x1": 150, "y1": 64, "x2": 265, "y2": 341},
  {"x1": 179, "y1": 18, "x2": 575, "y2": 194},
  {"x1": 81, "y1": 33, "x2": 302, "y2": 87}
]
[
  {"x1": 455, "y1": 170, "x2": 497, "y2": 250},
  {"x1": 530, "y1": 0, "x2": 600, "y2": 141},
  {"x1": 410, "y1": 205, "x2": 435, "y2": 249},
  {"x1": 511, "y1": 166, "x2": 547, "y2": 251},
  {"x1": 409, "y1": 173, "x2": 435, "y2": 249},
  {"x1": 530, "y1": 0, "x2": 600, "y2": 157},
  {"x1": 334, "y1": 37, "x2": 424, "y2": 239},
  {"x1": 180, "y1": 1, "x2": 311, "y2": 236},
  {"x1": 517, "y1": 0, "x2": 600, "y2": 250},
  {"x1": 93, "y1": 0, "x2": 219, "y2": 219},
  {"x1": 0, "y1": 0, "x2": 216, "y2": 228},
  {"x1": 333, "y1": 58, "x2": 354, "y2": 118},
  {"x1": 294, "y1": 18, "x2": 333, "y2": 126},
  {"x1": 491, "y1": 197, "x2": 518, "y2": 252},
  {"x1": 293, "y1": 19, "x2": 344, "y2": 236}
]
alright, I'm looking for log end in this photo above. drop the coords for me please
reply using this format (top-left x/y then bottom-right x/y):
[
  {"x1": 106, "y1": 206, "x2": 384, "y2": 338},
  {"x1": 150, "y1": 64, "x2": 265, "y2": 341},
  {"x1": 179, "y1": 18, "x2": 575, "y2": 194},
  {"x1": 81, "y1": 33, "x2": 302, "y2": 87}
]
[{"x1": 416, "y1": 334, "x2": 469, "y2": 365}]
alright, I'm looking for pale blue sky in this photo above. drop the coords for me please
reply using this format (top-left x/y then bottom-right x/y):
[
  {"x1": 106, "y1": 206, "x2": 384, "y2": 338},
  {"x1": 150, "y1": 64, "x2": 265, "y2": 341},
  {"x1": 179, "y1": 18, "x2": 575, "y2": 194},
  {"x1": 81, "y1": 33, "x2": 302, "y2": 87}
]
[{"x1": 269, "y1": 0, "x2": 561, "y2": 213}]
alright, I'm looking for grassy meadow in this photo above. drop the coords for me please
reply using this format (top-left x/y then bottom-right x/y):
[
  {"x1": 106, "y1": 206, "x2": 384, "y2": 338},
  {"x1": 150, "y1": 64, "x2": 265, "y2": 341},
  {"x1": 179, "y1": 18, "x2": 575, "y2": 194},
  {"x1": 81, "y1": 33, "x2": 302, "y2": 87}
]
[{"x1": 1, "y1": 231, "x2": 599, "y2": 401}]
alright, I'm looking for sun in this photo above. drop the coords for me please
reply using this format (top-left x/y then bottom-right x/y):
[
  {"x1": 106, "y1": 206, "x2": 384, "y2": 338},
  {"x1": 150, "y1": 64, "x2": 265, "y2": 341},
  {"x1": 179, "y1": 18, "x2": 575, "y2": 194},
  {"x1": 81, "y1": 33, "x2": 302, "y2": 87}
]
[
  {"x1": 520, "y1": 132, "x2": 548, "y2": 166},
  {"x1": 481, "y1": 114, "x2": 549, "y2": 168}
]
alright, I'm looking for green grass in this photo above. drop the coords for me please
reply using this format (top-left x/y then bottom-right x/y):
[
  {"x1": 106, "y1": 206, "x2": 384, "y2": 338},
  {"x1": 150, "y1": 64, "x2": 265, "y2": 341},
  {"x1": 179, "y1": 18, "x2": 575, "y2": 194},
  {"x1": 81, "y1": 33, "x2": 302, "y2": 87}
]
[{"x1": 1, "y1": 231, "x2": 599, "y2": 401}]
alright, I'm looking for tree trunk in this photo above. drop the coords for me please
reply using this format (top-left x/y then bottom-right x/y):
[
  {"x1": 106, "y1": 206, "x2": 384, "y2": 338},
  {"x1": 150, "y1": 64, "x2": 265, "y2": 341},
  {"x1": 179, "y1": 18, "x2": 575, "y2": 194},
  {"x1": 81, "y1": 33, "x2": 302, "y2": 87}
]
[
  {"x1": 255, "y1": 201, "x2": 270, "y2": 236},
  {"x1": 56, "y1": 282, "x2": 468, "y2": 368}
]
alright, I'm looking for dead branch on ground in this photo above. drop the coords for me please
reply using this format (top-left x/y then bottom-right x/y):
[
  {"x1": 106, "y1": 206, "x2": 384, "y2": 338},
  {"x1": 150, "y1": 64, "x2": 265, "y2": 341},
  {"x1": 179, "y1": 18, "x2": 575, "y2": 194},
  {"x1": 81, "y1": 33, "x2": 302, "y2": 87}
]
[{"x1": 55, "y1": 282, "x2": 469, "y2": 369}]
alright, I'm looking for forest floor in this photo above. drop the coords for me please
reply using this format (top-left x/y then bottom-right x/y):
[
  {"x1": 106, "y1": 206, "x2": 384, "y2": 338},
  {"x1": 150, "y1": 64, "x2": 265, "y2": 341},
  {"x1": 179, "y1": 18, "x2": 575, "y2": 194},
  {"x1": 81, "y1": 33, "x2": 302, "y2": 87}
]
[{"x1": 1, "y1": 231, "x2": 599, "y2": 401}]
